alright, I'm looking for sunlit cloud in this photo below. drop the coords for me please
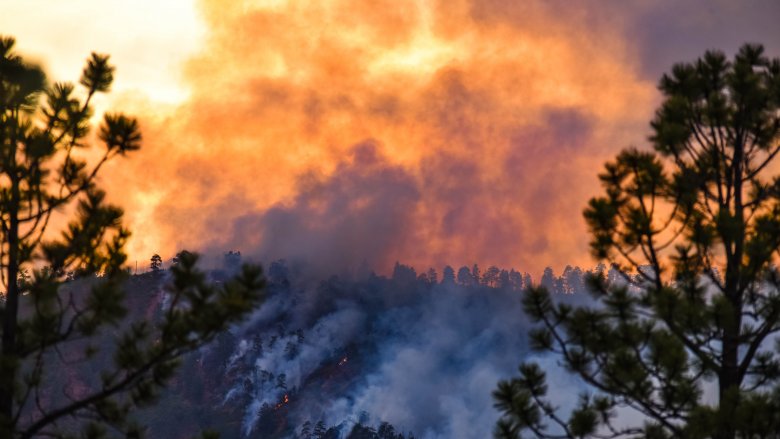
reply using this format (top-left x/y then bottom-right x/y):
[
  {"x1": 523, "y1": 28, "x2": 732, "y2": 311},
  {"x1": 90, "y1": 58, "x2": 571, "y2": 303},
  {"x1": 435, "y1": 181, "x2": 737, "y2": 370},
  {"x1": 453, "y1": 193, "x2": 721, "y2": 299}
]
[{"x1": 0, "y1": 0, "x2": 206, "y2": 106}]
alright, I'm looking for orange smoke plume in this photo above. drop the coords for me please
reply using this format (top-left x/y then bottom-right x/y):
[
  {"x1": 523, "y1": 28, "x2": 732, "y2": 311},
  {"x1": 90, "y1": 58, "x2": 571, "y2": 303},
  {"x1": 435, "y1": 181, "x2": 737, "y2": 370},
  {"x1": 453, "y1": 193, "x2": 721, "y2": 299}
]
[{"x1": 102, "y1": 0, "x2": 659, "y2": 275}]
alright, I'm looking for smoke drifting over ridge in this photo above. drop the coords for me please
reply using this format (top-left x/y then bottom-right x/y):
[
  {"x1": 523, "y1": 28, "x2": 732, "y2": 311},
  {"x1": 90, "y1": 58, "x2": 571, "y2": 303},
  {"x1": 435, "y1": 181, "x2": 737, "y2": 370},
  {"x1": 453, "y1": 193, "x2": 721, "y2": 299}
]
[
  {"x1": 220, "y1": 142, "x2": 419, "y2": 276},
  {"x1": 100, "y1": 0, "x2": 780, "y2": 274},
  {"x1": 189, "y1": 265, "x2": 591, "y2": 439}
]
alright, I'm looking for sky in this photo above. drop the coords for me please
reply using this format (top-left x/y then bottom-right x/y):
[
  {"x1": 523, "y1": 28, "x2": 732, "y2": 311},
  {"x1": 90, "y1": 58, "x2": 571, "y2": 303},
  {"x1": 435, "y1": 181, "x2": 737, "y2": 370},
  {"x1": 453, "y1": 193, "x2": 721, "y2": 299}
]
[{"x1": 2, "y1": 0, "x2": 779, "y2": 276}]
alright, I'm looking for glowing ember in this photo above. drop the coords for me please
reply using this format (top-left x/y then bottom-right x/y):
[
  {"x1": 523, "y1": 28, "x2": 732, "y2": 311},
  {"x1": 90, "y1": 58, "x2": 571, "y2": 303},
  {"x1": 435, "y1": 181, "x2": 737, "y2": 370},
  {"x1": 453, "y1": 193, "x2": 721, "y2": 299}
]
[{"x1": 274, "y1": 394, "x2": 289, "y2": 410}]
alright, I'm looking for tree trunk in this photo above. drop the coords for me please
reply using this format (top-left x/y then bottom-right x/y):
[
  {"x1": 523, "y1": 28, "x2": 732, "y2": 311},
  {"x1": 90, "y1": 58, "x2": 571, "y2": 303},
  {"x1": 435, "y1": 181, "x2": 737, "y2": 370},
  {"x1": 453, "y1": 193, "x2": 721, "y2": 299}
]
[
  {"x1": 0, "y1": 157, "x2": 20, "y2": 434},
  {"x1": 718, "y1": 305, "x2": 741, "y2": 439},
  {"x1": 715, "y1": 135, "x2": 746, "y2": 439}
]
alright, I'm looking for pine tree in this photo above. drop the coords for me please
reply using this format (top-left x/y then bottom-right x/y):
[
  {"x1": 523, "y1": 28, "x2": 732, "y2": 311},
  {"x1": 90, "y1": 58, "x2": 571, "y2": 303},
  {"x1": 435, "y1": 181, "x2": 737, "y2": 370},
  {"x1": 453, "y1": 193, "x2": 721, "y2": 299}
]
[
  {"x1": 377, "y1": 422, "x2": 397, "y2": 439},
  {"x1": 300, "y1": 420, "x2": 313, "y2": 439},
  {"x1": 0, "y1": 37, "x2": 266, "y2": 437},
  {"x1": 314, "y1": 420, "x2": 327, "y2": 438},
  {"x1": 483, "y1": 265, "x2": 501, "y2": 287},
  {"x1": 495, "y1": 44, "x2": 780, "y2": 438},
  {"x1": 426, "y1": 267, "x2": 438, "y2": 285},
  {"x1": 442, "y1": 265, "x2": 456, "y2": 285},
  {"x1": 539, "y1": 267, "x2": 555, "y2": 292},
  {"x1": 150, "y1": 253, "x2": 162, "y2": 272},
  {"x1": 457, "y1": 266, "x2": 472, "y2": 286}
]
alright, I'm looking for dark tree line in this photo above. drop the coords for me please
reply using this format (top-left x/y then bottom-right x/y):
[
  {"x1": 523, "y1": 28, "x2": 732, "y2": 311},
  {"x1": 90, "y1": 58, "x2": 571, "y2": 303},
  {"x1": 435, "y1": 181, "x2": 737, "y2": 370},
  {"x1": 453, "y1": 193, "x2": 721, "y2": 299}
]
[{"x1": 392, "y1": 261, "x2": 595, "y2": 294}]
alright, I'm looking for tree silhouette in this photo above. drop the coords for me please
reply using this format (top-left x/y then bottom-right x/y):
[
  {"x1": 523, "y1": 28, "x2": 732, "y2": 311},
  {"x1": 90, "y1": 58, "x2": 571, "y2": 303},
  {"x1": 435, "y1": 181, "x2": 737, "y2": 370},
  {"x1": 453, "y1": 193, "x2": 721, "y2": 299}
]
[
  {"x1": 0, "y1": 37, "x2": 266, "y2": 437},
  {"x1": 499, "y1": 269, "x2": 511, "y2": 290},
  {"x1": 472, "y1": 264, "x2": 481, "y2": 285},
  {"x1": 483, "y1": 265, "x2": 501, "y2": 288},
  {"x1": 314, "y1": 420, "x2": 327, "y2": 438},
  {"x1": 426, "y1": 267, "x2": 438, "y2": 285},
  {"x1": 442, "y1": 265, "x2": 455, "y2": 285},
  {"x1": 457, "y1": 266, "x2": 472, "y2": 286},
  {"x1": 171, "y1": 250, "x2": 192, "y2": 266},
  {"x1": 495, "y1": 44, "x2": 780, "y2": 438},
  {"x1": 539, "y1": 267, "x2": 555, "y2": 292},
  {"x1": 150, "y1": 253, "x2": 162, "y2": 272}
]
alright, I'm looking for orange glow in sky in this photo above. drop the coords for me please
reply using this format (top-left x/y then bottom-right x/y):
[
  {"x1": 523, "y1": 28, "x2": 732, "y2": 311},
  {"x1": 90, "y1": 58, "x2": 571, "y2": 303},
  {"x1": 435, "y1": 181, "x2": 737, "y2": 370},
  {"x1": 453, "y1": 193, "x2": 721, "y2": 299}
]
[{"x1": 3, "y1": 0, "x2": 779, "y2": 275}]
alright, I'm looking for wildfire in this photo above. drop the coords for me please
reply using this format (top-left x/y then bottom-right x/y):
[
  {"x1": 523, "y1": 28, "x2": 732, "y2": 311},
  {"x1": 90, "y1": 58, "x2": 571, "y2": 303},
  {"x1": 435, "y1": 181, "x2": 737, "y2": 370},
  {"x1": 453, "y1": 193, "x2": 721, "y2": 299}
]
[
  {"x1": 274, "y1": 394, "x2": 289, "y2": 410},
  {"x1": 338, "y1": 357, "x2": 348, "y2": 366}
]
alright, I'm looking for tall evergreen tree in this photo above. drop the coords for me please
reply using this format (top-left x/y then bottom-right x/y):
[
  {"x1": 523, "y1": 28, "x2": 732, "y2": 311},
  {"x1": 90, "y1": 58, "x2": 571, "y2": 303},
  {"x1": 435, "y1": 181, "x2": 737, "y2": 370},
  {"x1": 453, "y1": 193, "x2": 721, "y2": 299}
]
[
  {"x1": 442, "y1": 265, "x2": 456, "y2": 285},
  {"x1": 495, "y1": 44, "x2": 780, "y2": 438},
  {"x1": 149, "y1": 253, "x2": 162, "y2": 272},
  {"x1": 539, "y1": 267, "x2": 555, "y2": 293},
  {"x1": 0, "y1": 37, "x2": 265, "y2": 437},
  {"x1": 457, "y1": 266, "x2": 472, "y2": 286},
  {"x1": 314, "y1": 420, "x2": 328, "y2": 438}
]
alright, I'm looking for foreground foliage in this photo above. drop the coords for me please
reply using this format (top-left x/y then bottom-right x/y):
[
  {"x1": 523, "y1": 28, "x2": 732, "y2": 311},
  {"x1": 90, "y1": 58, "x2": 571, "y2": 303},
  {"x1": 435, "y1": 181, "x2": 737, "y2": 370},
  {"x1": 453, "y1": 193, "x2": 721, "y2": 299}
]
[
  {"x1": 495, "y1": 44, "x2": 780, "y2": 438},
  {"x1": 0, "y1": 37, "x2": 265, "y2": 438}
]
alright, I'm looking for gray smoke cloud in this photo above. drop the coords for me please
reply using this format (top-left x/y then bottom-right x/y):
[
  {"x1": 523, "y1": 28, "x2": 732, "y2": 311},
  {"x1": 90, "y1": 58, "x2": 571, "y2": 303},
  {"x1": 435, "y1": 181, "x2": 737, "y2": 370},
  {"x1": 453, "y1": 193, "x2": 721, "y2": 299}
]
[
  {"x1": 323, "y1": 286, "x2": 532, "y2": 438},
  {"x1": 211, "y1": 107, "x2": 596, "y2": 278},
  {"x1": 214, "y1": 141, "x2": 421, "y2": 278},
  {"x1": 217, "y1": 269, "x2": 539, "y2": 438}
]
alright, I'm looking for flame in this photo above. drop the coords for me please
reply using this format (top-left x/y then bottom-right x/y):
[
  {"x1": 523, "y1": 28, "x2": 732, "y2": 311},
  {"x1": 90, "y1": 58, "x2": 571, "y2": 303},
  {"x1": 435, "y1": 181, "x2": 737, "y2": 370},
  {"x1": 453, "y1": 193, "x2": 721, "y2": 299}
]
[{"x1": 274, "y1": 394, "x2": 290, "y2": 410}]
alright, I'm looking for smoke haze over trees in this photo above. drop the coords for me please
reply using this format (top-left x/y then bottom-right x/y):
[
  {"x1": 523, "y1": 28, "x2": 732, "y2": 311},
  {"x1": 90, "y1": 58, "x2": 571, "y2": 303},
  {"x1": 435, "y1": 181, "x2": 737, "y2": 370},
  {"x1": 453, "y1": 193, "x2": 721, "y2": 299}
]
[{"x1": 133, "y1": 258, "x2": 599, "y2": 439}]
